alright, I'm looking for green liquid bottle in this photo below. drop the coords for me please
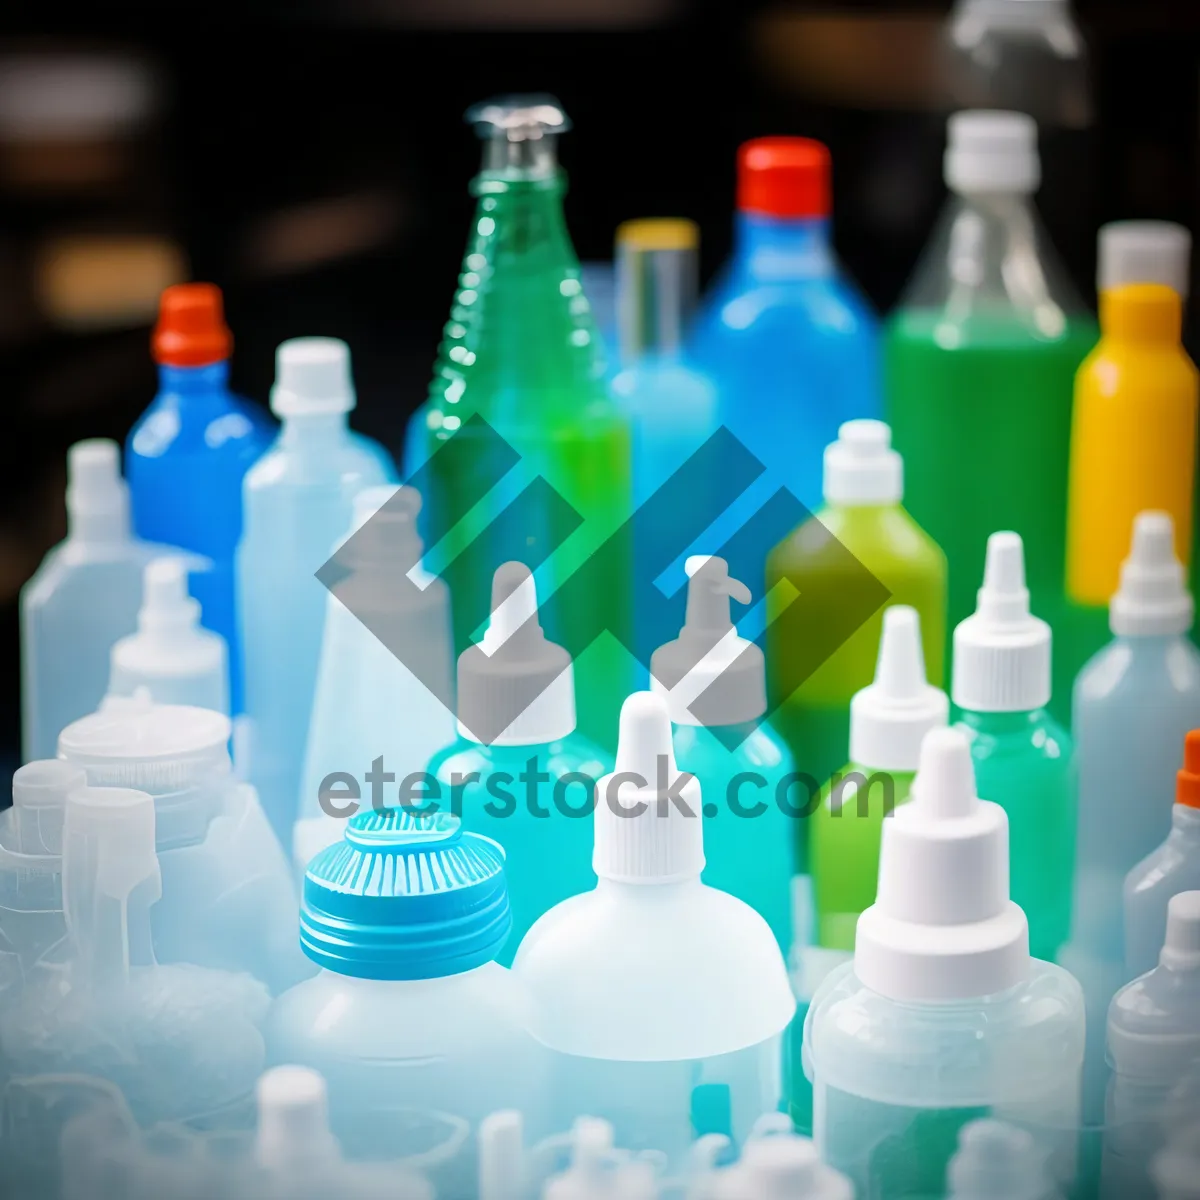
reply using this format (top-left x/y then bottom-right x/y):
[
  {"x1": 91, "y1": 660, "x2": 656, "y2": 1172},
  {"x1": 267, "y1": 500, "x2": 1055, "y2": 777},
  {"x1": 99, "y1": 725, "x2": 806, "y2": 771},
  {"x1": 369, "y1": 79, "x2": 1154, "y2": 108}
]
[
  {"x1": 419, "y1": 96, "x2": 633, "y2": 750},
  {"x1": 885, "y1": 112, "x2": 1097, "y2": 654}
]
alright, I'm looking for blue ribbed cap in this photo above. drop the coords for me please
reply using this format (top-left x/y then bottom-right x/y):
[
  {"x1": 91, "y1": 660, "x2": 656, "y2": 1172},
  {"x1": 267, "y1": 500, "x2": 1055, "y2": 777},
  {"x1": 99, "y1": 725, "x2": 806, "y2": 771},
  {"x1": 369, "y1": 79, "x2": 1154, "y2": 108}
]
[{"x1": 300, "y1": 809, "x2": 511, "y2": 980}]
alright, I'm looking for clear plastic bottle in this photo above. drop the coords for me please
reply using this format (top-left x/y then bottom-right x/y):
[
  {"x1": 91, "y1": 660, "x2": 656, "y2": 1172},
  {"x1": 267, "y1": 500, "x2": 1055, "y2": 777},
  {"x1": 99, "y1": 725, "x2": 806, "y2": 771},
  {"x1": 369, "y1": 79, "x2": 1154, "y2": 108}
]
[
  {"x1": 945, "y1": 1119, "x2": 1062, "y2": 1200},
  {"x1": 20, "y1": 439, "x2": 168, "y2": 761},
  {"x1": 513, "y1": 692, "x2": 796, "y2": 1164},
  {"x1": 426, "y1": 562, "x2": 610, "y2": 961},
  {"x1": 108, "y1": 556, "x2": 229, "y2": 712},
  {"x1": 294, "y1": 485, "x2": 454, "y2": 878},
  {"x1": 238, "y1": 338, "x2": 394, "y2": 841},
  {"x1": 804, "y1": 727, "x2": 1084, "y2": 1199}
]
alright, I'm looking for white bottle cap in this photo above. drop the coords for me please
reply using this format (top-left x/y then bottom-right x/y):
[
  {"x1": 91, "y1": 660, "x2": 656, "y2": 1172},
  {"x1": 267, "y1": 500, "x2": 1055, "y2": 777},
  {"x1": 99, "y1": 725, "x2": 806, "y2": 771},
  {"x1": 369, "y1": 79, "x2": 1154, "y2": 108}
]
[
  {"x1": 649, "y1": 556, "x2": 765, "y2": 727},
  {"x1": 1099, "y1": 221, "x2": 1192, "y2": 300},
  {"x1": 850, "y1": 606, "x2": 949, "y2": 771},
  {"x1": 944, "y1": 110, "x2": 1040, "y2": 195},
  {"x1": 593, "y1": 691, "x2": 704, "y2": 885},
  {"x1": 478, "y1": 1110, "x2": 525, "y2": 1200},
  {"x1": 953, "y1": 532, "x2": 1052, "y2": 713},
  {"x1": 854, "y1": 727, "x2": 1030, "y2": 1002},
  {"x1": 66, "y1": 438, "x2": 130, "y2": 543},
  {"x1": 270, "y1": 337, "x2": 356, "y2": 417},
  {"x1": 946, "y1": 1120, "x2": 1056, "y2": 1200},
  {"x1": 457, "y1": 562, "x2": 576, "y2": 746},
  {"x1": 137, "y1": 557, "x2": 202, "y2": 634},
  {"x1": 254, "y1": 1065, "x2": 341, "y2": 1172},
  {"x1": 823, "y1": 419, "x2": 903, "y2": 507},
  {"x1": 8, "y1": 759, "x2": 86, "y2": 855},
  {"x1": 713, "y1": 1136, "x2": 853, "y2": 1200},
  {"x1": 1110, "y1": 511, "x2": 1194, "y2": 637},
  {"x1": 1160, "y1": 891, "x2": 1200, "y2": 972}
]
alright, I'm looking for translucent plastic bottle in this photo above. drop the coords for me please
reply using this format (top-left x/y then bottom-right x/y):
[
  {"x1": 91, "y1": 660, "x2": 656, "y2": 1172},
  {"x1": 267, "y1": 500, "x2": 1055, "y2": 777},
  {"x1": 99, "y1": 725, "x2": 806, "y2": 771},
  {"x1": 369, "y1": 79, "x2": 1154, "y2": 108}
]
[
  {"x1": 767, "y1": 419, "x2": 946, "y2": 791},
  {"x1": 953, "y1": 532, "x2": 1075, "y2": 962},
  {"x1": 57, "y1": 700, "x2": 307, "y2": 994},
  {"x1": 885, "y1": 111, "x2": 1097, "y2": 641},
  {"x1": 513, "y1": 692, "x2": 796, "y2": 1163},
  {"x1": 238, "y1": 338, "x2": 394, "y2": 841},
  {"x1": 690, "y1": 137, "x2": 878, "y2": 515},
  {"x1": 1102, "y1": 892, "x2": 1200, "y2": 1200},
  {"x1": 804, "y1": 727, "x2": 1085, "y2": 1199},
  {"x1": 417, "y1": 95, "x2": 633, "y2": 752},
  {"x1": 294, "y1": 486, "x2": 454, "y2": 878},
  {"x1": 108, "y1": 557, "x2": 230, "y2": 712},
  {"x1": 125, "y1": 284, "x2": 276, "y2": 713},
  {"x1": 266, "y1": 808, "x2": 545, "y2": 1198},
  {"x1": 945, "y1": 1119, "x2": 1062, "y2": 1200},
  {"x1": 21, "y1": 439, "x2": 166, "y2": 761},
  {"x1": 426, "y1": 562, "x2": 610, "y2": 960}
]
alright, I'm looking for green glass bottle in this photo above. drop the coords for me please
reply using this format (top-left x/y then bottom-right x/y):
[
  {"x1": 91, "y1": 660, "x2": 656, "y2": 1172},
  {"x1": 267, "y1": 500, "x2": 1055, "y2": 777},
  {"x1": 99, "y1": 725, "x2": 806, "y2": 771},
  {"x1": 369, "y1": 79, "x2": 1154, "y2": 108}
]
[{"x1": 419, "y1": 96, "x2": 634, "y2": 750}]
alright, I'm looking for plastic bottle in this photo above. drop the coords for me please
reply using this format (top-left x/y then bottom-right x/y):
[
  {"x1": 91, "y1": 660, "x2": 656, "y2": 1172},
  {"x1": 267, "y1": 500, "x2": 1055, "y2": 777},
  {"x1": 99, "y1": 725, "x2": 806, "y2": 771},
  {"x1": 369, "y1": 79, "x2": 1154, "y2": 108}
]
[
  {"x1": 238, "y1": 337, "x2": 394, "y2": 841},
  {"x1": 57, "y1": 700, "x2": 307, "y2": 994},
  {"x1": 1060, "y1": 511, "x2": 1200, "y2": 1120},
  {"x1": 885, "y1": 111, "x2": 1097, "y2": 643},
  {"x1": 803, "y1": 727, "x2": 1085, "y2": 1199},
  {"x1": 20, "y1": 439, "x2": 167, "y2": 761},
  {"x1": 945, "y1": 1119, "x2": 1061, "y2": 1200},
  {"x1": 427, "y1": 562, "x2": 610, "y2": 961},
  {"x1": 293, "y1": 485, "x2": 454, "y2": 878},
  {"x1": 1101, "y1": 892, "x2": 1200, "y2": 1200},
  {"x1": 512, "y1": 691, "x2": 796, "y2": 1163},
  {"x1": 952, "y1": 532, "x2": 1075, "y2": 962},
  {"x1": 766, "y1": 419, "x2": 946, "y2": 791},
  {"x1": 1125, "y1": 731, "x2": 1200, "y2": 980},
  {"x1": 417, "y1": 95, "x2": 633, "y2": 752},
  {"x1": 125, "y1": 284, "x2": 276, "y2": 713},
  {"x1": 265, "y1": 808, "x2": 545, "y2": 1199},
  {"x1": 107, "y1": 557, "x2": 230, "y2": 712}
]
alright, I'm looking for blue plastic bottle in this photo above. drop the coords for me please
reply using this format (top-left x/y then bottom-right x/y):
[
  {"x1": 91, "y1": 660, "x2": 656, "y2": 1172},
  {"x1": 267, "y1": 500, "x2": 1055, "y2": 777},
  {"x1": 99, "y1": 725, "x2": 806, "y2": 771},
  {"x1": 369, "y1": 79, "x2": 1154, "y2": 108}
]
[
  {"x1": 125, "y1": 284, "x2": 275, "y2": 713},
  {"x1": 237, "y1": 338, "x2": 394, "y2": 843},
  {"x1": 427, "y1": 562, "x2": 610, "y2": 961},
  {"x1": 690, "y1": 138, "x2": 878, "y2": 516}
]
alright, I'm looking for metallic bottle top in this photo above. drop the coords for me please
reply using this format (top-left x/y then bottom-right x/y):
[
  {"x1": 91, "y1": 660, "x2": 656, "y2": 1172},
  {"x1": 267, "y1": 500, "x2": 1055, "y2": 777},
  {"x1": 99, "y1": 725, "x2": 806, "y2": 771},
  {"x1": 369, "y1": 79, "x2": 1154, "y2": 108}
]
[{"x1": 465, "y1": 94, "x2": 569, "y2": 177}]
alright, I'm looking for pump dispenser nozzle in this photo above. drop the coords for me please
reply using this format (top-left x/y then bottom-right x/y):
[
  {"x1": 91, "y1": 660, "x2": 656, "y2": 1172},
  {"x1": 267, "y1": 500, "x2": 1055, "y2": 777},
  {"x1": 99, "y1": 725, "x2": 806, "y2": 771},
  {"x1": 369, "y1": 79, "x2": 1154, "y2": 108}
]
[
  {"x1": 66, "y1": 439, "x2": 130, "y2": 544},
  {"x1": 138, "y1": 558, "x2": 201, "y2": 636},
  {"x1": 466, "y1": 94, "x2": 568, "y2": 178},
  {"x1": 1110, "y1": 511, "x2": 1193, "y2": 637},
  {"x1": 254, "y1": 1065, "x2": 340, "y2": 1173}
]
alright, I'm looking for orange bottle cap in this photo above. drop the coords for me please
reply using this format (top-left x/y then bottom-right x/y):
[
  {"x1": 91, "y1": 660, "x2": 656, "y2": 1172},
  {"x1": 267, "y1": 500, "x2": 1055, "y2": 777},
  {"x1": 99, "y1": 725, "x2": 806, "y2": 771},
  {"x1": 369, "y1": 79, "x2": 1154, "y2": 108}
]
[
  {"x1": 737, "y1": 137, "x2": 831, "y2": 220},
  {"x1": 1177, "y1": 729, "x2": 1200, "y2": 809},
  {"x1": 152, "y1": 282, "x2": 233, "y2": 367}
]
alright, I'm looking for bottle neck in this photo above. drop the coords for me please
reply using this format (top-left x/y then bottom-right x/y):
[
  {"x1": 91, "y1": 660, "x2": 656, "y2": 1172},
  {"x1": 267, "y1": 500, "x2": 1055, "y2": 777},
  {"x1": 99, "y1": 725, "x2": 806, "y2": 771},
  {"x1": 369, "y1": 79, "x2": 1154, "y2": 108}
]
[
  {"x1": 733, "y1": 212, "x2": 834, "y2": 280},
  {"x1": 156, "y1": 360, "x2": 232, "y2": 404},
  {"x1": 279, "y1": 410, "x2": 350, "y2": 449},
  {"x1": 1172, "y1": 803, "x2": 1200, "y2": 839},
  {"x1": 594, "y1": 875, "x2": 702, "y2": 898}
]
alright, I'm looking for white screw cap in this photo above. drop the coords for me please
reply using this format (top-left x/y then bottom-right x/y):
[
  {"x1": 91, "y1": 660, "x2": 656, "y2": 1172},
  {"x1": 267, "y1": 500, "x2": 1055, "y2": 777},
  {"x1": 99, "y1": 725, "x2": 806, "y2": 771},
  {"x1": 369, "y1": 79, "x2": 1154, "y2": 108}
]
[
  {"x1": 953, "y1": 532, "x2": 1052, "y2": 713},
  {"x1": 945, "y1": 110, "x2": 1040, "y2": 195},
  {"x1": 1161, "y1": 891, "x2": 1200, "y2": 972},
  {"x1": 270, "y1": 337, "x2": 356, "y2": 417},
  {"x1": 593, "y1": 692, "x2": 704, "y2": 885},
  {"x1": 823, "y1": 419, "x2": 903, "y2": 507},
  {"x1": 1099, "y1": 221, "x2": 1191, "y2": 299},
  {"x1": 854, "y1": 727, "x2": 1030, "y2": 1002},
  {"x1": 1110, "y1": 511, "x2": 1194, "y2": 637},
  {"x1": 850, "y1": 606, "x2": 949, "y2": 771},
  {"x1": 254, "y1": 1065, "x2": 340, "y2": 1172}
]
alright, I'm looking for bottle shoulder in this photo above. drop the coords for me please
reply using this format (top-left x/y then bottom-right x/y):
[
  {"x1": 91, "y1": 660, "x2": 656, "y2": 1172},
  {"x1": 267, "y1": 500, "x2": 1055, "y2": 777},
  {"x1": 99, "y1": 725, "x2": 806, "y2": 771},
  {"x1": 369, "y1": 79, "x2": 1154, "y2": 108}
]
[
  {"x1": 243, "y1": 432, "x2": 391, "y2": 492},
  {"x1": 954, "y1": 711, "x2": 1073, "y2": 773},
  {"x1": 1077, "y1": 342, "x2": 1199, "y2": 398},
  {"x1": 671, "y1": 721, "x2": 793, "y2": 776},
  {"x1": 770, "y1": 505, "x2": 946, "y2": 578},
  {"x1": 1076, "y1": 636, "x2": 1200, "y2": 709},
  {"x1": 128, "y1": 390, "x2": 275, "y2": 465}
]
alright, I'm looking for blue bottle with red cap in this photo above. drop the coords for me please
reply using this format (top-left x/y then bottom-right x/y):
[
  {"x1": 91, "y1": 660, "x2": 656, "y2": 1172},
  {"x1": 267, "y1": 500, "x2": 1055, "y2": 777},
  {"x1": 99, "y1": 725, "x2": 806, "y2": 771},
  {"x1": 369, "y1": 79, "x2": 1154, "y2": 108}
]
[{"x1": 690, "y1": 138, "x2": 880, "y2": 516}]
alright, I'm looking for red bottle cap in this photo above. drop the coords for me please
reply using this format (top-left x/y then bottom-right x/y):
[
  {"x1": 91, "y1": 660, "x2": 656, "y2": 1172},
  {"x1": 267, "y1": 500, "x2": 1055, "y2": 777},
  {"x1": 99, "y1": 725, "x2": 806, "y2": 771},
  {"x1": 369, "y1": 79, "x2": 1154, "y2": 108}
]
[
  {"x1": 737, "y1": 137, "x2": 831, "y2": 220},
  {"x1": 152, "y1": 283, "x2": 233, "y2": 367},
  {"x1": 1177, "y1": 730, "x2": 1200, "y2": 809}
]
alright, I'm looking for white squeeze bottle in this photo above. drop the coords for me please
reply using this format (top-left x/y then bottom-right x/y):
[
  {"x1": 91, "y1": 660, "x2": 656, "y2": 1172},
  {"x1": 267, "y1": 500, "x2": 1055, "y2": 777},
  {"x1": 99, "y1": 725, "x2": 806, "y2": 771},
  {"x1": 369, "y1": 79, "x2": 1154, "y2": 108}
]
[
  {"x1": 512, "y1": 691, "x2": 796, "y2": 1164},
  {"x1": 108, "y1": 557, "x2": 229, "y2": 712},
  {"x1": 803, "y1": 726, "x2": 1084, "y2": 1199}
]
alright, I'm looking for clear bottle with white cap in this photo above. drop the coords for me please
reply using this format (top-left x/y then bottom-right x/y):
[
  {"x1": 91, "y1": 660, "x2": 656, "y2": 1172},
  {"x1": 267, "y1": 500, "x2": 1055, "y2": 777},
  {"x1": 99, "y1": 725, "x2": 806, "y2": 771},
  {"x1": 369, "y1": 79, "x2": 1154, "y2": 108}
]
[
  {"x1": 945, "y1": 1119, "x2": 1062, "y2": 1200},
  {"x1": 20, "y1": 437, "x2": 180, "y2": 761},
  {"x1": 512, "y1": 691, "x2": 796, "y2": 1166},
  {"x1": 237, "y1": 337, "x2": 395, "y2": 842},
  {"x1": 107, "y1": 556, "x2": 230, "y2": 712},
  {"x1": 57, "y1": 700, "x2": 308, "y2": 994},
  {"x1": 952, "y1": 531, "x2": 1074, "y2": 963},
  {"x1": 804, "y1": 726, "x2": 1084, "y2": 1199},
  {"x1": 650, "y1": 555, "x2": 795, "y2": 951},
  {"x1": 293, "y1": 486, "x2": 454, "y2": 880},
  {"x1": 427, "y1": 561, "x2": 610, "y2": 962},
  {"x1": 1060, "y1": 511, "x2": 1200, "y2": 1122}
]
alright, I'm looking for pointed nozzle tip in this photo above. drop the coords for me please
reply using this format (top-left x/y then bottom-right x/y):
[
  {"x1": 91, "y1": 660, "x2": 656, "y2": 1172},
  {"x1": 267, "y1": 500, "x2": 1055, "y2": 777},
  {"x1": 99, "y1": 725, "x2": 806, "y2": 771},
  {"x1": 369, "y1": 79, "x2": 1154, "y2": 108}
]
[
  {"x1": 874, "y1": 606, "x2": 928, "y2": 696},
  {"x1": 615, "y1": 691, "x2": 675, "y2": 778},
  {"x1": 913, "y1": 727, "x2": 978, "y2": 820},
  {"x1": 1128, "y1": 510, "x2": 1177, "y2": 566},
  {"x1": 982, "y1": 531, "x2": 1027, "y2": 595}
]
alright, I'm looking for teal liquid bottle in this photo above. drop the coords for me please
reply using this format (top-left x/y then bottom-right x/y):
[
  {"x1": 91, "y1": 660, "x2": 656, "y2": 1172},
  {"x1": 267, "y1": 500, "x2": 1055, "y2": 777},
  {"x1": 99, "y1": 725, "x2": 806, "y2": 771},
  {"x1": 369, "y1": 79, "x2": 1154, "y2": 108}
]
[
  {"x1": 418, "y1": 96, "x2": 633, "y2": 752},
  {"x1": 952, "y1": 532, "x2": 1075, "y2": 963},
  {"x1": 427, "y1": 562, "x2": 610, "y2": 964}
]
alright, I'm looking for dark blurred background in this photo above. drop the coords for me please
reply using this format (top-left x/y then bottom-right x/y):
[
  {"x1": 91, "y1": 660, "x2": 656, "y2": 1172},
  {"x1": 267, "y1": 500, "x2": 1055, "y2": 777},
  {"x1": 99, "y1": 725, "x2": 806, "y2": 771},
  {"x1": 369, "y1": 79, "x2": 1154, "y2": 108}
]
[{"x1": 0, "y1": 0, "x2": 1195, "y2": 768}]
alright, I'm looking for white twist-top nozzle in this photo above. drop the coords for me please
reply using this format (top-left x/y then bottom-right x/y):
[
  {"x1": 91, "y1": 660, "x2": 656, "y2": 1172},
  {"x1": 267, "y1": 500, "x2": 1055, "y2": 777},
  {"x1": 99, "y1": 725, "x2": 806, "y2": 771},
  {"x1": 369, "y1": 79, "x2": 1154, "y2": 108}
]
[
  {"x1": 953, "y1": 532, "x2": 1052, "y2": 713},
  {"x1": 1111, "y1": 511, "x2": 1193, "y2": 637},
  {"x1": 66, "y1": 438, "x2": 130, "y2": 543},
  {"x1": 946, "y1": 1120, "x2": 1057, "y2": 1200},
  {"x1": 945, "y1": 110, "x2": 1040, "y2": 195},
  {"x1": 483, "y1": 561, "x2": 543, "y2": 655},
  {"x1": 594, "y1": 692, "x2": 704, "y2": 885},
  {"x1": 823, "y1": 419, "x2": 903, "y2": 507},
  {"x1": 1099, "y1": 221, "x2": 1192, "y2": 299},
  {"x1": 850, "y1": 606, "x2": 948, "y2": 771},
  {"x1": 854, "y1": 726, "x2": 1030, "y2": 1002},
  {"x1": 271, "y1": 337, "x2": 355, "y2": 418},
  {"x1": 254, "y1": 1065, "x2": 341, "y2": 1172},
  {"x1": 1161, "y1": 891, "x2": 1200, "y2": 972}
]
